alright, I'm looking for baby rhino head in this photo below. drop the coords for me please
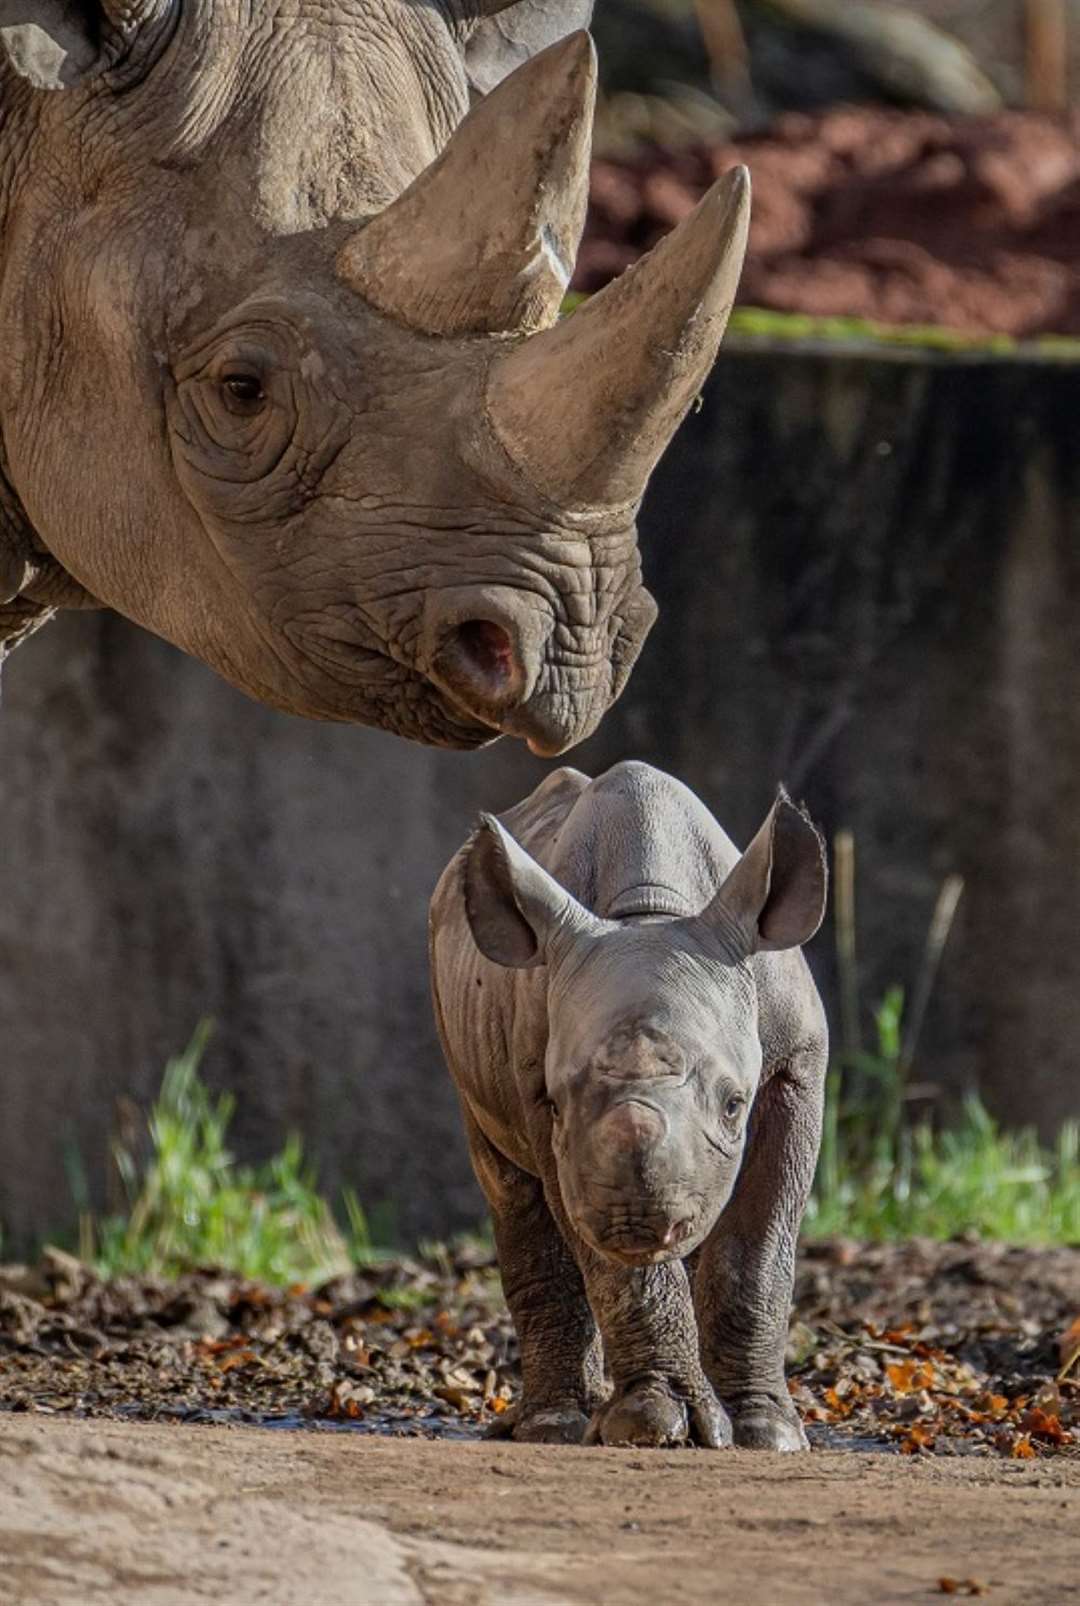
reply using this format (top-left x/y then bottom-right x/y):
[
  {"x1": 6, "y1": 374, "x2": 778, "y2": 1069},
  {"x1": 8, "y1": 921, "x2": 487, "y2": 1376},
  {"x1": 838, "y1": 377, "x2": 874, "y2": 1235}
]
[{"x1": 464, "y1": 789, "x2": 827, "y2": 1266}]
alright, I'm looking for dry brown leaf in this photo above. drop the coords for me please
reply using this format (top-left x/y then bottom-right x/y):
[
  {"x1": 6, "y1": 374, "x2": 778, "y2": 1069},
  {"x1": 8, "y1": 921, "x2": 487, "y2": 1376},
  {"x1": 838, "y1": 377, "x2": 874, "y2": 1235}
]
[
  {"x1": 937, "y1": 1579, "x2": 986, "y2": 1597},
  {"x1": 433, "y1": 1384, "x2": 474, "y2": 1410},
  {"x1": 217, "y1": 1348, "x2": 257, "y2": 1374},
  {"x1": 885, "y1": 1359, "x2": 935, "y2": 1394},
  {"x1": 1019, "y1": 1407, "x2": 1070, "y2": 1446},
  {"x1": 1059, "y1": 1315, "x2": 1080, "y2": 1380}
]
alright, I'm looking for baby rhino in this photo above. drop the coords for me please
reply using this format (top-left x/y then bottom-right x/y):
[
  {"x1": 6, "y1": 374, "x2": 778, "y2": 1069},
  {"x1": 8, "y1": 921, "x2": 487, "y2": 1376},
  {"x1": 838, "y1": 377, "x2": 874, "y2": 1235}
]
[{"x1": 429, "y1": 762, "x2": 828, "y2": 1451}]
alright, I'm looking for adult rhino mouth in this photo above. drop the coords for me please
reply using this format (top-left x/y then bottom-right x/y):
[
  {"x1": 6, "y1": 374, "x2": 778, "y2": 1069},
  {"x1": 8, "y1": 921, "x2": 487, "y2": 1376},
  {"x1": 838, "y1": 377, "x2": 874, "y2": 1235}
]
[
  {"x1": 423, "y1": 591, "x2": 636, "y2": 756},
  {"x1": 431, "y1": 630, "x2": 611, "y2": 756},
  {"x1": 282, "y1": 620, "x2": 503, "y2": 748}
]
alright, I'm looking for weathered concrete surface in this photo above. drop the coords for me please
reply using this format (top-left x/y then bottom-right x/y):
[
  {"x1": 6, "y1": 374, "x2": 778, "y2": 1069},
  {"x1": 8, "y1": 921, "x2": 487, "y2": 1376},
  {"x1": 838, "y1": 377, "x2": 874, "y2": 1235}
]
[
  {"x1": 4, "y1": 1415, "x2": 1080, "y2": 1606},
  {"x1": 1, "y1": 343, "x2": 1079, "y2": 1247}
]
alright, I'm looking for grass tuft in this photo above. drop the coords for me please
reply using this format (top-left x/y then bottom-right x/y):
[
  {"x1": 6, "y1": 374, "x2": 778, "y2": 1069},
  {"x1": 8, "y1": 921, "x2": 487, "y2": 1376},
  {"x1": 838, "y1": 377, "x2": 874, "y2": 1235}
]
[
  {"x1": 90, "y1": 1023, "x2": 380, "y2": 1285},
  {"x1": 807, "y1": 987, "x2": 1080, "y2": 1243},
  {"x1": 76, "y1": 997, "x2": 1080, "y2": 1284}
]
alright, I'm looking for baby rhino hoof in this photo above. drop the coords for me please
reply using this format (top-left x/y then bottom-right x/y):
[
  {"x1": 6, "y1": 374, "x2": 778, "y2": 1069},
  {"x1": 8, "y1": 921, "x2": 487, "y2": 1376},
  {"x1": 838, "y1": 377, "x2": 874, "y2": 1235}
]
[
  {"x1": 731, "y1": 1397, "x2": 809, "y2": 1452},
  {"x1": 486, "y1": 1402, "x2": 590, "y2": 1445},
  {"x1": 514, "y1": 1406, "x2": 590, "y2": 1445},
  {"x1": 586, "y1": 1380, "x2": 731, "y2": 1449}
]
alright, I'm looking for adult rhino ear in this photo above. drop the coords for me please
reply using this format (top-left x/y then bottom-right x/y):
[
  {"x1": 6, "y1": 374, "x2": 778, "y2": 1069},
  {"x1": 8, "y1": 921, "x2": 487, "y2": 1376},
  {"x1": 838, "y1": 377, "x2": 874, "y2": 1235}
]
[
  {"x1": 458, "y1": 0, "x2": 594, "y2": 96},
  {"x1": 696, "y1": 789, "x2": 828, "y2": 956},
  {"x1": 464, "y1": 813, "x2": 600, "y2": 969},
  {"x1": 0, "y1": 0, "x2": 171, "y2": 91}
]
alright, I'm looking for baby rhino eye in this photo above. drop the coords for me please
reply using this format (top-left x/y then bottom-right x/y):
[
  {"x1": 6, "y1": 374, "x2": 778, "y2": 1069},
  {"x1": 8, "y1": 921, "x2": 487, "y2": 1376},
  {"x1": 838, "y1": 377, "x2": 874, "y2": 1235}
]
[{"x1": 724, "y1": 1094, "x2": 745, "y2": 1122}]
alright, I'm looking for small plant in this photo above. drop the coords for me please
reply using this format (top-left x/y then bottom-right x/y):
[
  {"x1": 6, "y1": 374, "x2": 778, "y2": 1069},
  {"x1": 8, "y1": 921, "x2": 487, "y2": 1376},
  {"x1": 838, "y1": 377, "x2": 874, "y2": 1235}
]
[
  {"x1": 808, "y1": 1057, "x2": 1080, "y2": 1243},
  {"x1": 806, "y1": 835, "x2": 1080, "y2": 1243},
  {"x1": 90, "y1": 1023, "x2": 384, "y2": 1284}
]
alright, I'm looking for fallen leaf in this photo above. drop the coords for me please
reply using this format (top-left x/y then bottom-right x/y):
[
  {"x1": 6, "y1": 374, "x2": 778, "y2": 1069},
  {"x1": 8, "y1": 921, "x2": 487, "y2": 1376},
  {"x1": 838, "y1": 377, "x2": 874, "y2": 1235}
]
[
  {"x1": 885, "y1": 1359, "x2": 936, "y2": 1394},
  {"x1": 937, "y1": 1578, "x2": 986, "y2": 1597},
  {"x1": 217, "y1": 1349, "x2": 257, "y2": 1374},
  {"x1": 823, "y1": 1385, "x2": 855, "y2": 1417},
  {"x1": 1019, "y1": 1407, "x2": 1070, "y2": 1446},
  {"x1": 1059, "y1": 1316, "x2": 1080, "y2": 1380},
  {"x1": 897, "y1": 1423, "x2": 935, "y2": 1454},
  {"x1": 433, "y1": 1384, "x2": 474, "y2": 1411}
]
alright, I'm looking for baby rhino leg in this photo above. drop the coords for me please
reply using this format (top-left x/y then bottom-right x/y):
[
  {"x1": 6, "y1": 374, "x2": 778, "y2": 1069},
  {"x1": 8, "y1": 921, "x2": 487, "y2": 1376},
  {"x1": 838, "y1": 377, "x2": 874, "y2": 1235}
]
[
  {"x1": 465, "y1": 1111, "x2": 602, "y2": 1444},
  {"x1": 576, "y1": 1246, "x2": 731, "y2": 1450},
  {"x1": 694, "y1": 1046, "x2": 827, "y2": 1450}
]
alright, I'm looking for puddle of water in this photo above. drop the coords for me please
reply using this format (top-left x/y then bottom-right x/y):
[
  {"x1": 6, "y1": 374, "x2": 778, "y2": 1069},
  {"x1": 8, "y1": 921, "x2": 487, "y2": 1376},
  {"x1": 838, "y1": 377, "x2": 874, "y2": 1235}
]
[
  {"x1": 106, "y1": 1402, "x2": 484, "y2": 1439},
  {"x1": 4, "y1": 1399, "x2": 943, "y2": 1454},
  {"x1": 806, "y1": 1424, "x2": 897, "y2": 1454},
  {"x1": 105, "y1": 1405, "x2": 904, "y2": 1453}
]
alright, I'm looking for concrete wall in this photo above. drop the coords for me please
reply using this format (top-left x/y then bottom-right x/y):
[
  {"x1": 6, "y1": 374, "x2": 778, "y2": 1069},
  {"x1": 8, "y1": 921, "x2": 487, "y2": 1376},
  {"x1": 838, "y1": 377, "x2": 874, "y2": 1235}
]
[{"x1": 2, "y1": 341, "x2": 1079, "y2": 1248}]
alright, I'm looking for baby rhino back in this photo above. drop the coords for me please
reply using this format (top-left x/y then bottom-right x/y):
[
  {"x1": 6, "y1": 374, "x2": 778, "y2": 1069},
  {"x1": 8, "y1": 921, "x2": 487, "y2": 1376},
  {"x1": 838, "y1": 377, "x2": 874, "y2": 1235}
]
[{"x1": 503, "y1": 760, "x2": 742, "y2": 920}]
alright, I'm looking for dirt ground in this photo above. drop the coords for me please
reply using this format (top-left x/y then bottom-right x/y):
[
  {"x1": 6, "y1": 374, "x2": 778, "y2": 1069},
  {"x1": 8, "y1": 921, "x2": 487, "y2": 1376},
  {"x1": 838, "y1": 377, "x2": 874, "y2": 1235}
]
[
  {"x1": 2, "y1": 1240, "x2": 1077, "y2": 1601},
  {"x1": 3, "y1": 1411, "x2": 1079, "y2": 1606},
  {"x1": 577, "y1": 107, "x2": 1080, "y2": 337}
]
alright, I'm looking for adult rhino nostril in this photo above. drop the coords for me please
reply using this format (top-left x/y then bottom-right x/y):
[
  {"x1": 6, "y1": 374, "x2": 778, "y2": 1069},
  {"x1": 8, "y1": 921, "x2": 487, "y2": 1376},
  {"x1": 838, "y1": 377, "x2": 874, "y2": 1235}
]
[{"x1": 456, "y1": 620, "x2": 517, "y2": 688}]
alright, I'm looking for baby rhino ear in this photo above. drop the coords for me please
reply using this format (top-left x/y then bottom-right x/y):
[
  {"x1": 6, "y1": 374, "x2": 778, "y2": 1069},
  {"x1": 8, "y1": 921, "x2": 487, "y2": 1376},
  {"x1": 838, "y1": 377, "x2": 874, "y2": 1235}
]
[
  {"x1": 464, "y1": 814, "x2": 599, "y2": 969},
  {"x1": 700, "y1": 789, "x2": 827, "y2": 955}
]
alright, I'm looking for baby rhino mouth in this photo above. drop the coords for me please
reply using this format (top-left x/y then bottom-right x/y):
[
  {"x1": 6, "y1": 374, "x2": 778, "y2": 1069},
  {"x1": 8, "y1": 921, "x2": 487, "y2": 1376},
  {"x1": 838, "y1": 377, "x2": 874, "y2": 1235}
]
[
  {"x1": 594, "y1": 1210, "x2": 698, "y2": 1266},
  {"x1": 578, "y1": 1201, "x2": 697, "y2": 1271}
]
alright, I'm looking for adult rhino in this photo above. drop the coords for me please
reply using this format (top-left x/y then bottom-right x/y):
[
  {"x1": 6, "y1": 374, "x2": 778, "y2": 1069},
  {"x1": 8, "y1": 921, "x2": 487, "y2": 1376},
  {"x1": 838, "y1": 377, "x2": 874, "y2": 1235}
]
[{"x1": 0, "y1": 0, "x2": 749, "y2": 755}]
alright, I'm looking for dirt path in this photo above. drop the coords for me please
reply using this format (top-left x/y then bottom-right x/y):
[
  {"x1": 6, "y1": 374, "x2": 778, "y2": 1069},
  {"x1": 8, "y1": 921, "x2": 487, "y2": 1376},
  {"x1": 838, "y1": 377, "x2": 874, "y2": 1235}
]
[{"x1": 2, "y1": 1415, "x2": 1078, "y2": 1606}]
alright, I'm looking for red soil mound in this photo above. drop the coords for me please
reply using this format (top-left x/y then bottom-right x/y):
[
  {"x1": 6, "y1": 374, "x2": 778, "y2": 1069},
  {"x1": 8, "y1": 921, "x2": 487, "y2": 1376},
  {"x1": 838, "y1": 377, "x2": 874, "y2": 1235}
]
[{"x1": 576, "y1": 107, "x2": 1080, "y2": 338}]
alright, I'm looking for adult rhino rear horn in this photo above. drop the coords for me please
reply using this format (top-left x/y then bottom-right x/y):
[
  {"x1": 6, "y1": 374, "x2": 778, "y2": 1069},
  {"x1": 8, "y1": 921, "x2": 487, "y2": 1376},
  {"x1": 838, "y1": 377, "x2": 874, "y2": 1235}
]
[
  {"x1": 487, "y1": 164, "x2": 751, "y2": 510},
  {"x1": 336, "y1": 32, "x2": 596, "y2": 337}
]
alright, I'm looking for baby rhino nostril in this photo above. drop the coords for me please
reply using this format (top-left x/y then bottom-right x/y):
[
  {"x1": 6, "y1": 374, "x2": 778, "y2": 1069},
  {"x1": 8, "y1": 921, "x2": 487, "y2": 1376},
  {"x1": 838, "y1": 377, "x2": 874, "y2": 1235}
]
[
  {"x1": 456, "y1": 620, "x2": 517, "y2": 686},
  {"x1": 659, "y1": 1217, "x2": 695, "y2": 1250}
]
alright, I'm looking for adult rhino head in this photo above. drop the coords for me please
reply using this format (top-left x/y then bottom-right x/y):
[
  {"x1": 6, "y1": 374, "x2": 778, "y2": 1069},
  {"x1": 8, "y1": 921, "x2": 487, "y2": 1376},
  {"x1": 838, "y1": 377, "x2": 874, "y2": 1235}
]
[{"x1": 0, "y1": 2, "x2": 750, "y2": 753}]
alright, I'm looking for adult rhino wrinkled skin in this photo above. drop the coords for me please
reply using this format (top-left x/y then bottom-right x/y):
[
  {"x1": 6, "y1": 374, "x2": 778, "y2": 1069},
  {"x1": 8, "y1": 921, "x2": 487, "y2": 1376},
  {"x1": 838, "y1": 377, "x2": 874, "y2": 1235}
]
[
  {"x1": 430, "y1": 762, "x2": 828, "y2": 1449},
  {"x1": 0, "y1": 1, "x2": 750, "y2": 755}
]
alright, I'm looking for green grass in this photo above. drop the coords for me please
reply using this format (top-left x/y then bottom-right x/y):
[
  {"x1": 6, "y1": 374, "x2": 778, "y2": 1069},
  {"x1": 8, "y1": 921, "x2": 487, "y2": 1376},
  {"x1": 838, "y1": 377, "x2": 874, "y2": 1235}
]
[
  {"x1": 806, "y1": 987, "x2": 1080, "y2": 1244},
  {"x1": 87, "y1": 1023, "x2": 383, "y2": 1285},
  {"x1": 71, "y1": 1001, "x2": 1080, "y2": 1286}
]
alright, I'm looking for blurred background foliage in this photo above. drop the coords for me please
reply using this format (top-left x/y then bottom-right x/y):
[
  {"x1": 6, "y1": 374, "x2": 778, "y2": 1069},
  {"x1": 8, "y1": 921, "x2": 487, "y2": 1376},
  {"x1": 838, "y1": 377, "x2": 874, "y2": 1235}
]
[{"x1": 591, "y1": 1, "x2": 1076, "y2": 152}]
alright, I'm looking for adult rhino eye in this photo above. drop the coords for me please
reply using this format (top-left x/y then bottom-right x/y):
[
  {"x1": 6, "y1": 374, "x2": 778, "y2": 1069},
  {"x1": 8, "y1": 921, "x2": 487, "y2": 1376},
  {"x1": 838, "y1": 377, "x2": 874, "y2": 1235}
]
[
  {"x1": 221, "y1": 371, "x2": 266, "y2": 412},
  {"x1": 724, "y1": 1095, "x2": 745, "y2": 1122}
]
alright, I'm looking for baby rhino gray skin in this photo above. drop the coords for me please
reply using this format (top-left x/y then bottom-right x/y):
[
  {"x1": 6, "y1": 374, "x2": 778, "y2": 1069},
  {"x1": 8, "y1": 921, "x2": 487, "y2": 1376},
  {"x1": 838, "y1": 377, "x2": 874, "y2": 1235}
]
[{"x1": 429, "y1": 761, "x2": 828, "y2": 1452}]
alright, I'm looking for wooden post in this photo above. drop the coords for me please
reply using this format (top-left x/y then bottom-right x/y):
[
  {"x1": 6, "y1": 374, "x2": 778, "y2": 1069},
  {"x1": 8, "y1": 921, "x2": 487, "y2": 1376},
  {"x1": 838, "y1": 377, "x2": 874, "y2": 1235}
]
[
  {"x1": 695, "y1": 0, "x2": 752, "y2": 105},
  {"x1": 1025, "y1": 0, "x2": 1069, "y2": 112}
]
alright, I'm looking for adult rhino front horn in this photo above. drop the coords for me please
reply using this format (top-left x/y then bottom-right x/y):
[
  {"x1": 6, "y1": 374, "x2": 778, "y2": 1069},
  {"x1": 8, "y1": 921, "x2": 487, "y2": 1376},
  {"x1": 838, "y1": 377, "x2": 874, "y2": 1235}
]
[{"x1": 0, "y1": 4, "x2": 750, "y2": 754}]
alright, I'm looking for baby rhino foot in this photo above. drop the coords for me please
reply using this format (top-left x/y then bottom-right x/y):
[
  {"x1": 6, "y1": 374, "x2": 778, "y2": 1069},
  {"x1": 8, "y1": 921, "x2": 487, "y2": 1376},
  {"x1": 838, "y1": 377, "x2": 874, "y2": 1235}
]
[
  {"x1": 729, "y1": 1394, "x2": 808, "y2": 1452},
  {"x1": 485, "y1": 1401, "x2": 590, "y2": 1445},
  {"x1": 585, "y1": 1376, "x2": 732, "y2": 1449}
]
